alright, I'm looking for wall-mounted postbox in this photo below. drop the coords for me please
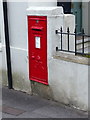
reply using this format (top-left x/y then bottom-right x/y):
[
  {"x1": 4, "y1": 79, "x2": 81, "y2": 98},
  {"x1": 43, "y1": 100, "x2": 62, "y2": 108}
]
[
  {"x1": 28, "y1": 16, "x2": 48, "y2": 85},
  {"x1": 27, "y1": 7, "x2": 64, "y2": 85}
]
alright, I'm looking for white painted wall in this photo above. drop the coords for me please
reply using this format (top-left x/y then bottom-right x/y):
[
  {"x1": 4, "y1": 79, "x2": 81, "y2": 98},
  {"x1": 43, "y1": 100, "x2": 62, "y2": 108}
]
[
  {"x1": 0, "y1": 1, "x2": 1, "y2": 43},
  {"x1": 27, "y1": 6, "x2": 88, "y2": 111},
  {"x1": 7, "y1": 2, "x2": 28, "y2": 49},
  {"x1": 0, "y1": 3, "x2": 2, "y2": 117},
  {"x1": 27, "y1": 2, "x2": 57, "y2": 7},
  {"x1": 2, "y1": 1, "x2": 58, "y2": 92},
  {"x1": 63, "y1": 14, "x2": 75, "y2": 51},
  {"x1": 7, "y1": 2, "x2": 31, "y2": 92},
  {"x1": 0, "y1": 1, "x2": 3, "y2": 84},
  {"x1": 49, "y1": 57, "x2": 88, "y2": 110},
  {"x1": 0, "y1": 51, "x2": 2, "y2": 85}
]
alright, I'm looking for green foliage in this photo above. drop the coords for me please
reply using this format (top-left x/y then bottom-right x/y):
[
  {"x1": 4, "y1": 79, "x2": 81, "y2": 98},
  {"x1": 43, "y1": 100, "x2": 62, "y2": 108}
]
[
  {"x1": 77, "y1": 53, "x2": 90, "y2": 58},
  {"x1": 82, "y1": 54, "x2": 90, "y2": 58}
]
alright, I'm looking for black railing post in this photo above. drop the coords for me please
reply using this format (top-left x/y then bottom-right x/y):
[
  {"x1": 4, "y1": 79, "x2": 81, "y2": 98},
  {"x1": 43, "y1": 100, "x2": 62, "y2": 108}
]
[
  {"x1": 82, "y1": 28, "x2": 84, "y2": 54},
  {"x1": 74, "y1": 28, "x2": 77, "y2": 55},
  {"x1": 61, "y1": 27, "x2": 63, "y2": 50},
  {"x1": 3, "y1": 2, "x2": 13, "y2": 89},
  {"x1": 67, "y1": 27, "x2": 70, "y2": 51},
  {"x1": 55, "y1": 30, "x2": 58, "y2": 34},
  {"x1": 55, "y1": 27, "x2": 89, "y2": 56},
  {"x1": 56, "y1": 47, "x2": 58, "y2": 51}
]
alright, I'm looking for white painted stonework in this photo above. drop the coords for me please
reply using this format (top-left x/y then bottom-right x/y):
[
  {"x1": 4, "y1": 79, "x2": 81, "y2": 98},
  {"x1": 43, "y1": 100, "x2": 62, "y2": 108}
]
[
  {"x1": 1, "y1": 2, "x2": 31, "y2": 93},
  {"x1": 63, "y1": 14, "x2": 75, "y2": 51},
  {"x1": 27, "y1": 7, "x2": 64, "y2": 16},
  {"x1": 27, "y1": 7, "x2": 75, "y2": 57},
  {"x1": 49, "y1": 57, "x2": 88, "y2": 110},
  {"x1": 27, "y1": 2, "x2": 57, "y2": 7},
  {"x1": 26, "y1": 6, "x2": 88, "y2": 111},
  {"x1": 0, "y1": 43, "x2": 1, "y2": 52}
]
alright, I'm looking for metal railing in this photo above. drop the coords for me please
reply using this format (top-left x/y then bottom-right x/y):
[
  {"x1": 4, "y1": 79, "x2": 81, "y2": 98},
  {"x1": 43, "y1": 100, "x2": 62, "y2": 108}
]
[{"x1": 56, "y1": 27, "x2": 90, "y2": 56}]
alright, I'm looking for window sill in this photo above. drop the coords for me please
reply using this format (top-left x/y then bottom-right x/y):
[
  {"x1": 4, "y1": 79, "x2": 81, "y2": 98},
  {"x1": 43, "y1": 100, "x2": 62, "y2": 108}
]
[{"x1": 53, "y1": 51, "x2": 90, "y2": 66}]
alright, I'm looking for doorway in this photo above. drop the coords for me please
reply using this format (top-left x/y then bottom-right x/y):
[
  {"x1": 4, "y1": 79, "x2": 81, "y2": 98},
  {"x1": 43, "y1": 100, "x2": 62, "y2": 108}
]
[
  {"x1": 71, "y1": 2, "x2": 82, "y2": 33},
  {"x1": 57, "y1": 1, "x2": 82, "y2": 33}
]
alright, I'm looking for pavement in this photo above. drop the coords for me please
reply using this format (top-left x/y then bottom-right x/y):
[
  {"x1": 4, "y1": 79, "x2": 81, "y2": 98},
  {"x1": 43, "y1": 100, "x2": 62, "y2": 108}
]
[{"x1": 2, "y1": 87, "x2": 88, "y2": 119}]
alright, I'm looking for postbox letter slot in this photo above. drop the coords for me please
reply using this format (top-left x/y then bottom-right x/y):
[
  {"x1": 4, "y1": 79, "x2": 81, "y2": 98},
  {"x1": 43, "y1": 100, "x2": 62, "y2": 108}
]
[
  {"x1": 31, "y1": 26, "x2": 43, "y2": 31},
  {"x1": 32, "y1": 28, "x2": 42, "y2": 31}
]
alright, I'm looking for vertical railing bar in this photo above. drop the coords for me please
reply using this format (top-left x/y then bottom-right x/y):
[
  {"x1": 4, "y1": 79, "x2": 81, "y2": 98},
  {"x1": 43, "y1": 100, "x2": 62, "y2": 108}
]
[
  {"x1": 67, "y1": 27, "x2": 70, "y2": 51},
  {"x1": 56, "y1": 46, "x2": 58, "y2": 51},
  {"x1": 75, "y1": 28, "x2": 77, "y2": 55},
  {"x1": 82, "y1": 28, "x2": 84, "y2": 54},
  {"x1": 61, "y1": 27, "x2": 63, "y2": 50},
  {"x1": 55, "y1": 27, "x2": 90, "y2": 56}
]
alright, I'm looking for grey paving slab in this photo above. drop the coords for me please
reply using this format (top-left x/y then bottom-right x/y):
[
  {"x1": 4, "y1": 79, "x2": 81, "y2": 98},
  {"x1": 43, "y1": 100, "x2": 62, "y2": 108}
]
[
  {"x1": 2, "y1": 87, "x2": 88, "y2": 118},
  {"x1": 32, "y1": 104, "x2": 88, "y2": 118},
  {"x1": 17, "y1": 111, "x2": 51, "y2": 118},
  {"x1": 2, "y1": 105, "x2": 25, "y2": 116},
  {"x1": 2, "y1": 87, "x2": 51, "y2": 112},
  {"x1": 2, "y1": 113, "x2": 16, "y2": 118}
]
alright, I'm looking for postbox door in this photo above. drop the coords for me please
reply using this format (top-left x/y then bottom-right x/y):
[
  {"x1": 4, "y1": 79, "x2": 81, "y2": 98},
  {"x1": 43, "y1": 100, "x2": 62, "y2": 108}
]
[{"x1": 28, "y1": 16, "x2": 48, "y2": 85}]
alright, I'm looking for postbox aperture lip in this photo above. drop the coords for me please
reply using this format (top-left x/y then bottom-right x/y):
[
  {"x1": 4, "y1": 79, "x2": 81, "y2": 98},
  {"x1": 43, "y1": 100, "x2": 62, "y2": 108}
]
[{"x1": 31, "y1": 26, "x2": 43, "y2": 31}]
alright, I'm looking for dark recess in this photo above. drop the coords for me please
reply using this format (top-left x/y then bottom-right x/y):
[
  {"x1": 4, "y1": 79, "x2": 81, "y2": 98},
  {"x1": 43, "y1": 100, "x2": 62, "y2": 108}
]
[{"x1": 57, "y1": 1, "x2": 71, "y2": 14}]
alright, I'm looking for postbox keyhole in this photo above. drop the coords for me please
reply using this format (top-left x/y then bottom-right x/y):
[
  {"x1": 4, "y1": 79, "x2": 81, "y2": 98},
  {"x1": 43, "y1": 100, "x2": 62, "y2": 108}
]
[{"x1": 36, "y1": 20, "x2": 39, "y2": 23}]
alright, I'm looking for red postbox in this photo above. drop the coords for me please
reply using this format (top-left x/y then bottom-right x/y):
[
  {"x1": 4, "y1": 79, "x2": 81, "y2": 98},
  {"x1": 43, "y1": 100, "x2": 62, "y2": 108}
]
[{"x1": 28, "y1": 16, "x2": 48, "y2": 85}]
